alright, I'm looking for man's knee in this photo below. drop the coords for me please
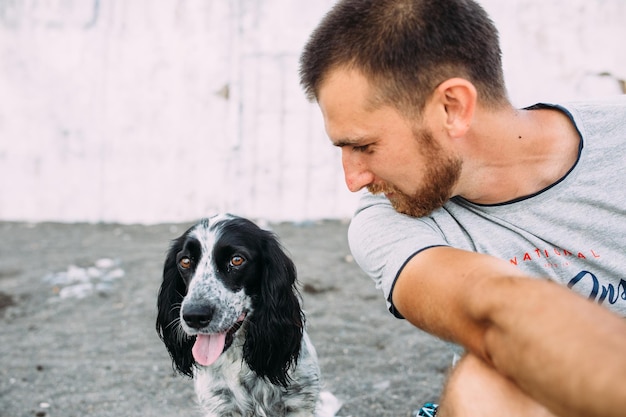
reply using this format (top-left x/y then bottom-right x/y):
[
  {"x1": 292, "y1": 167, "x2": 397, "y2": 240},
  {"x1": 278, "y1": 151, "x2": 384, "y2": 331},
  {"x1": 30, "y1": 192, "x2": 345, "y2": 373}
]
[{"x1": 437, "y1": 354, "x2": 556, "y2": 417}]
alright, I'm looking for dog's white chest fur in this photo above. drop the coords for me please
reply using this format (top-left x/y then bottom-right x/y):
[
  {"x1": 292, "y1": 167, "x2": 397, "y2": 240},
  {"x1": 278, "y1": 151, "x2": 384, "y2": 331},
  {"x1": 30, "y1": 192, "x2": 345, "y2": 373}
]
[{"x1": 194, "y1": 331, "x2": 321, "y2": 417}]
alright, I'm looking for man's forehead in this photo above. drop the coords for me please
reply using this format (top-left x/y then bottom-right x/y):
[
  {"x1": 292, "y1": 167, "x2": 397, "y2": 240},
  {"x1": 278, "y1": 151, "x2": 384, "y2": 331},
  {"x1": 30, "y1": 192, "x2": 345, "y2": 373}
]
[
  {"x1": 318, "y1": 67, "x2": 373, "y2": 101},
  {"x1": 317, "y1": 69, "x2": 378, "y2": 141}
]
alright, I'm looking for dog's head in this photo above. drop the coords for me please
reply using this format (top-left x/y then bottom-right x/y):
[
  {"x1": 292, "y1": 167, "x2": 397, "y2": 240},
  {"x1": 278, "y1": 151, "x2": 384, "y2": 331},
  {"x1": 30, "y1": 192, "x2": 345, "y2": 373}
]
[{"x1": 156, "y1": 214, "x2": 303, "y2": 387}]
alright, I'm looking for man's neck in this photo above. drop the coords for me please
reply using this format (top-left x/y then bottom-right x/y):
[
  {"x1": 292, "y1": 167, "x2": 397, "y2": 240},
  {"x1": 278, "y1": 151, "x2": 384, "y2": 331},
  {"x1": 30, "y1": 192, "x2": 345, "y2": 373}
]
[{"x1": 457, "y1": 104, "x2": 581, "y2": 205}]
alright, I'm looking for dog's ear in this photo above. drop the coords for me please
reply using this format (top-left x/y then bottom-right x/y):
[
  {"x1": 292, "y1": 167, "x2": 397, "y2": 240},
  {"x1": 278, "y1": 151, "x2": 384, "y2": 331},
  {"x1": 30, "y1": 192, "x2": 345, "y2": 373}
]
[
  {"x1": 243, "y1": 231, "x2": 304, "y2": 387},
  {"x1": 156, "y1": 237, "x2": 196, "y2": 377}
]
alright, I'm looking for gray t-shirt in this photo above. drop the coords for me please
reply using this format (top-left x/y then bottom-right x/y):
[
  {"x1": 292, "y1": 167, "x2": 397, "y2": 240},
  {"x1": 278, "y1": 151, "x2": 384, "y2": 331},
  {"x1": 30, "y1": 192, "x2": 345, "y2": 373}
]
[{"x1": 348, "y1": 97, "x2": 626, "y2": 319}]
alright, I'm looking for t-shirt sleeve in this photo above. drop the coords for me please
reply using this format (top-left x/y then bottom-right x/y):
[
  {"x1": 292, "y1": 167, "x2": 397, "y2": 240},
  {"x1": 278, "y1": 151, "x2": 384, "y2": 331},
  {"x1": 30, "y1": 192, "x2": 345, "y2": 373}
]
[{"x1": 347, "y1": 192, "x2": 449, "y2": 318}]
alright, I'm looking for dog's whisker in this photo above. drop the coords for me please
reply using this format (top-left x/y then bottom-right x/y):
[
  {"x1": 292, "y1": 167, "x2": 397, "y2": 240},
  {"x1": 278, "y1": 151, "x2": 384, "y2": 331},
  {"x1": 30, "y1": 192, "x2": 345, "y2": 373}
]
[
  {"x1": 168, "y1": 304, "x2": 181, "y2": 315},
  {"x1": 164, "y1": 317, "x2": 181, "y2": 331},
  {"x1": 175, "y1": 326, "x2": 190, "y2": 345}
]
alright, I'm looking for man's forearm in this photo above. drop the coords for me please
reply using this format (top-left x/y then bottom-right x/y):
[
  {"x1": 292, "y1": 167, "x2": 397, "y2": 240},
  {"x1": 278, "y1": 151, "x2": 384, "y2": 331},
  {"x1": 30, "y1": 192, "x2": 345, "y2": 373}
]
[
  {"x1": 393, "y1": 246, "x2": 626, "y2": 417},
  {"x1": 473, "y1": 276, "x2": 626, "y2": 417}
]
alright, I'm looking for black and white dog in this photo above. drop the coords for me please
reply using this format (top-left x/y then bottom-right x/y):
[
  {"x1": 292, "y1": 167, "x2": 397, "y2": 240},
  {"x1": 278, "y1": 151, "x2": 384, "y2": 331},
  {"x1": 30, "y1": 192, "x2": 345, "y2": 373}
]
[{"x1": 156, "y1": 214, "x2": 322, "y2": 416}]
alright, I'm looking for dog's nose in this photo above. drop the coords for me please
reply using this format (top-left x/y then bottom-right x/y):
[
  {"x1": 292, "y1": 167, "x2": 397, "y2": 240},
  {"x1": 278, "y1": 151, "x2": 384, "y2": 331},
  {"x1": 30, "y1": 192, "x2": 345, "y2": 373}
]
[{"x1": 182, "y1": 305, "x2": 214, "y2": 329}]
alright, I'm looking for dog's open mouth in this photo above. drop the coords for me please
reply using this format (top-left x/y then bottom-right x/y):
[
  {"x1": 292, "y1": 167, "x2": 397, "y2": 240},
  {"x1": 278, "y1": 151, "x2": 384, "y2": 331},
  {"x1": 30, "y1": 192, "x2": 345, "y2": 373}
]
[{"x1": 192, "y1": 313, "x2": 246, "y2": 366}]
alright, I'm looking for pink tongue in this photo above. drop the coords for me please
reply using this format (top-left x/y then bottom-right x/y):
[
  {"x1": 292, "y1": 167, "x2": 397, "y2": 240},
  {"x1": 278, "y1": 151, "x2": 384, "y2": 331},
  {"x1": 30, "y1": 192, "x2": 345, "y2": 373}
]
[{"x1": 192, "y1": 333, "x2": 226, "y2": 366}]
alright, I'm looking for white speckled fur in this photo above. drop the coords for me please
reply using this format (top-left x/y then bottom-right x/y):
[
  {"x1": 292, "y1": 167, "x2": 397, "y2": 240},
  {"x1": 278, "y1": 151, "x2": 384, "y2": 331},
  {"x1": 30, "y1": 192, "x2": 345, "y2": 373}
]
[{"x1": 195, "y1": 331, "x2": 321, "y2": 417}]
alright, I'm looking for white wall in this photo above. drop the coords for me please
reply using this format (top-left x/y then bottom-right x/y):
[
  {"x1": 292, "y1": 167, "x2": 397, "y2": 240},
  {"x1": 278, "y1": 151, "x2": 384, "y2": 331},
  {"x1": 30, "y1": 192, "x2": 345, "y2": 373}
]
[
  {"x1": 484, "y1": 0, "x2": 626, "y2": 106},
  {"x1": 0, "y1": 0, "x2": 624, "y2": 224}
]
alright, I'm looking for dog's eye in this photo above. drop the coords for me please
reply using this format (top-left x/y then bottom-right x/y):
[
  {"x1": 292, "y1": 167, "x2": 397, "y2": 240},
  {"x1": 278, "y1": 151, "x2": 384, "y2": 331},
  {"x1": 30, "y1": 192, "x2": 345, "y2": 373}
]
[
  {"x1": 230, "y1": 255, "x2": 245, "y2": 267},
  {"x1": 179, "y1": 257, "x2": 191, "y2": 269}
]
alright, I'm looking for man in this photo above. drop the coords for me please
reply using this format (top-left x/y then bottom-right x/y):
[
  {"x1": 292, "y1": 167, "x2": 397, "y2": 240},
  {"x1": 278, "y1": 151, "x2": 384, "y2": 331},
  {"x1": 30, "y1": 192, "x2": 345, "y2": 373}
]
[{"x1": 299, "y1": 0, "x2": 626, "y2": 416}]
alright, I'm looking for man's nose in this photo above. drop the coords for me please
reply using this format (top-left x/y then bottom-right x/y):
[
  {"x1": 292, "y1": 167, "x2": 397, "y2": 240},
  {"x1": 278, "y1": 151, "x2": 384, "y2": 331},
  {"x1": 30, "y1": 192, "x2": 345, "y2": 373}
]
[{"x1": 341, "y1": 149, "x2": 374, "y2": 192}]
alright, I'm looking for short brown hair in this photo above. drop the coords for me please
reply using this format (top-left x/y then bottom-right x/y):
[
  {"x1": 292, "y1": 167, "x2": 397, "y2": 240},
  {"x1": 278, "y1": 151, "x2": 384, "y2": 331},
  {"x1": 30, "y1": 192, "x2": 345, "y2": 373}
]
[{"x1": 299, "y1": 0, "x2": 508, "y2": 113}]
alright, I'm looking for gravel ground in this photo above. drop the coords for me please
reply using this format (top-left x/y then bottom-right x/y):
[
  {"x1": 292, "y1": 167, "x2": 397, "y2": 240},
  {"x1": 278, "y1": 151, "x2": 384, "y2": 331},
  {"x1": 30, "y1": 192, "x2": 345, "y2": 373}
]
[{"x1": 0, "y1": 220, "x2": 450, "y2": 417}]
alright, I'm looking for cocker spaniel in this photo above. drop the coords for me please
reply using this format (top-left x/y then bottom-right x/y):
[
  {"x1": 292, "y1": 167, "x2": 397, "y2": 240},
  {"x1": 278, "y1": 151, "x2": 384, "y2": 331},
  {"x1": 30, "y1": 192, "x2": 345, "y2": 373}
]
[{"x1": 156, "y1": 214, "x2": 324, "y2": 416}]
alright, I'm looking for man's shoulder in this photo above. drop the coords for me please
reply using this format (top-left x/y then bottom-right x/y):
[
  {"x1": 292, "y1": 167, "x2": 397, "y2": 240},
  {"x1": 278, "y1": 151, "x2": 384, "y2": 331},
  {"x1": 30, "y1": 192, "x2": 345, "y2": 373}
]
[
  {"x1": 529, "y1": 96, "x2": 626, "y2": 119},
  {"x1": 547, "y1": 96, "x2": 626, "y2": 123}
]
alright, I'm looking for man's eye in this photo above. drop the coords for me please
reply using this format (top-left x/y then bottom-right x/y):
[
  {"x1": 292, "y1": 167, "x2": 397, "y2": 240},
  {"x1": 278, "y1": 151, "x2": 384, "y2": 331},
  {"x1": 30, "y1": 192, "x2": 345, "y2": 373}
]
[
  {"x1": 353, "y1": 144, "x2": 371, "y2": 153},
  {"x1": 230, "y1": 255, "x2": 245, "y2": 267},
  {"x1": 179, "y1": 257, "x2": 191, "y2": 269}
]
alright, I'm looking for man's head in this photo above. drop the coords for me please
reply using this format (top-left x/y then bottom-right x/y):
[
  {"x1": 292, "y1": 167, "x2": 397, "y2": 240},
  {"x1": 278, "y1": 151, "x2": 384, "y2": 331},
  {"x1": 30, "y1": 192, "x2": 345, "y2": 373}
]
[
  {"x1": 299, "y1": 0, "x2": 508, "y2": 116},
  {"x1": 300, "y1": 0, "x2": 508, "y2": 217},
  {"x1": 315, "y1": 67, "x2": 464, "y2": 218}
]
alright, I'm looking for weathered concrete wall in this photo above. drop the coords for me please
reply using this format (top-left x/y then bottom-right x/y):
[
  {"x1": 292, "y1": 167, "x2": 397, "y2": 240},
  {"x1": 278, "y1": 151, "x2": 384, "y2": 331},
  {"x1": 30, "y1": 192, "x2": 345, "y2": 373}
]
[{"x1": 0, "y1": 0, "x2": 623, "y2": 223}]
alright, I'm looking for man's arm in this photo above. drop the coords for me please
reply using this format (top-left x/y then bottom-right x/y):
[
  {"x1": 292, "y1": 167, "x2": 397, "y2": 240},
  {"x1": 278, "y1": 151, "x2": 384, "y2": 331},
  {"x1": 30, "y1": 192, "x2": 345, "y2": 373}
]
[{"x1": 392, "y1": 246, "x2": 626, "y2": 417}]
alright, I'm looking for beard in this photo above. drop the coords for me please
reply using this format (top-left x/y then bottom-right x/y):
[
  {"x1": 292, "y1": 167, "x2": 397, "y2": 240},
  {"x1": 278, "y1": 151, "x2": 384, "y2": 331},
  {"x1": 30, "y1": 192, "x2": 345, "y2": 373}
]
[{"x1": 368, "y1": 129, "x2": 462, "y2": 218}]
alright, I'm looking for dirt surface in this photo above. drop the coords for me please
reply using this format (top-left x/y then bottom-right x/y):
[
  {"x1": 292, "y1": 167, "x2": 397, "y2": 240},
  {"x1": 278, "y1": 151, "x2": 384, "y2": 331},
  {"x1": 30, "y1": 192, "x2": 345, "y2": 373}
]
[{"x1": 0, "y1": 220, "x2": 450, "y2": 417}]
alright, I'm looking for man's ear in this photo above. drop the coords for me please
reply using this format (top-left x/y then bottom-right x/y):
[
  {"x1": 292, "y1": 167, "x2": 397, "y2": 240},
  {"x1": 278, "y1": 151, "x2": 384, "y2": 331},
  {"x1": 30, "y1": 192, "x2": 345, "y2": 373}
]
[{"x1": 433, "y1": 78, "x2": 477, "y2": 138}]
